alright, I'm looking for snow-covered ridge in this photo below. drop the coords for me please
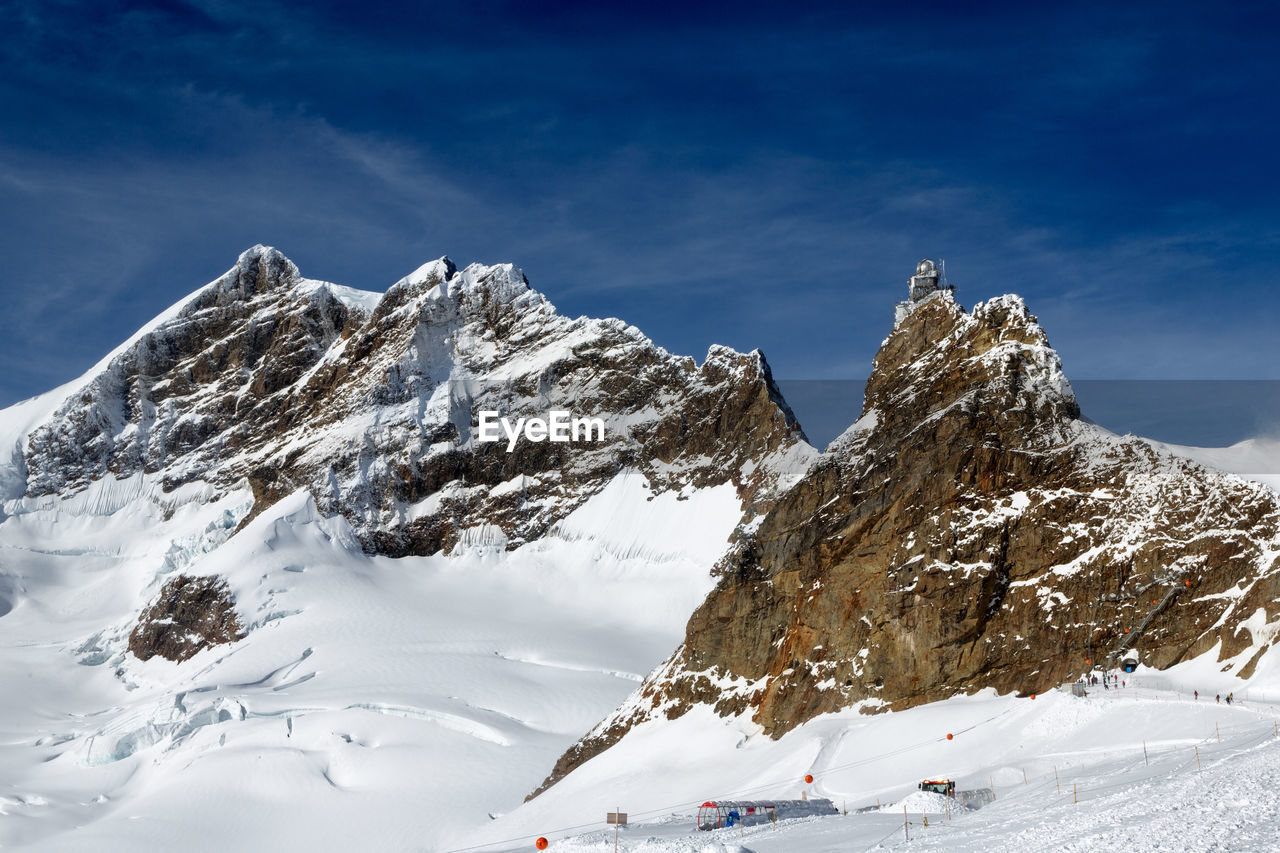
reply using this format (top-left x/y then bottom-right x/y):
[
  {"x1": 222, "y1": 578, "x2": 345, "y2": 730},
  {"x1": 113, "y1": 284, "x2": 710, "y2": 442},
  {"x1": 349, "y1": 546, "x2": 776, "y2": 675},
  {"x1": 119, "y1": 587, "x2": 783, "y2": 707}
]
[
  {"x1": 1146, "y1": 435, "x2": 1280, "y2": 493},
  {"x1": 9, "y1": 246, "x2": 812, "y2": 562}
]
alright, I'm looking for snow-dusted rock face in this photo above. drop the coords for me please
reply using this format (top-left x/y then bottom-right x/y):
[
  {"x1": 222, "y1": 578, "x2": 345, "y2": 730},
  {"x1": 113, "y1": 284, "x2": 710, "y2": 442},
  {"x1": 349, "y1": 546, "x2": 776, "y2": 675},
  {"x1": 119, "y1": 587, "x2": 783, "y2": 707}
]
[
  {"x1": 21, "y1": 246, "x2": 812, "y2": 557},
  {"x1": 128, "y1": 574, "x2": 245, "y2": 662},
  {"x1": 535, "y1": 289, "x2": 1280, "y2": 795},
  {"x1": 25, "y1": 247, "x2": 363, "y2": 497}
]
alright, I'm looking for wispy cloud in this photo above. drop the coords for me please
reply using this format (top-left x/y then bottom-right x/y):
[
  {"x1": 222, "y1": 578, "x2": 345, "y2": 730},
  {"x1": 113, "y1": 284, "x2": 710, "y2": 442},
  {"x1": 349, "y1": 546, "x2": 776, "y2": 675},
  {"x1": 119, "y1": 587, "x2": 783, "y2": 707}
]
[{"x1": 1, "y1": 0, "x2": 1277, "y2": 409}]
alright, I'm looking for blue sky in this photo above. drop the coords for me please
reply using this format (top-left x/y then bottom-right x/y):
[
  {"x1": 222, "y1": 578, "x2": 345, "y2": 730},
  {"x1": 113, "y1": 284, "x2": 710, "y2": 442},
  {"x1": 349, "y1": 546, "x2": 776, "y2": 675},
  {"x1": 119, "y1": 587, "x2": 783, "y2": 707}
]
[{"x1": 2, "y1": 1, "x2": 1278, "y2": 423}]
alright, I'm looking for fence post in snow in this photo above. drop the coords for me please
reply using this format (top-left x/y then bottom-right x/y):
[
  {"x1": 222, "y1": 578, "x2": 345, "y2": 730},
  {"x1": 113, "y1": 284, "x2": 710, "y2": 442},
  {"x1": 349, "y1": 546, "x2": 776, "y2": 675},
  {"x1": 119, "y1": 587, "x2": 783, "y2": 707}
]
[
  {"x1": 1217, "y1": 723, "x2": 1221, "y2": 742},
  {"x1": 1073, "y1": 783, "x2": 1078, "y2": 805},
  {"x1": 1054, "y1": 765, "x2": 1060, "y2": 796},
  {"x1": 1195, "y1": 746, "x2": 1201, "y2": 773},
  {"x1": 1144, "y1": 741, "x2": 1149, "y2": 766},
  {"x1": 904, "y1": 805, "x2": 909, "y2": 842}
]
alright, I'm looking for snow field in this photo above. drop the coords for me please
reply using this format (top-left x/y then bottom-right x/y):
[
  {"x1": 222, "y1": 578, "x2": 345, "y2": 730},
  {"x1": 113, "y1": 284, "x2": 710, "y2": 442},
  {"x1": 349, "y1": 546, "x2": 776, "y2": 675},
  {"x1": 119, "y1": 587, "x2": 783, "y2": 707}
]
[
  {"x1": 6, "y1": 459, "x2": 1280, "y2": 853},
  {"x1": 469, "y1": 686, "x2": 1280, "y2": 852},
  {"x1": 0, "y1": 471, "x2": 741, "y2": 851}
]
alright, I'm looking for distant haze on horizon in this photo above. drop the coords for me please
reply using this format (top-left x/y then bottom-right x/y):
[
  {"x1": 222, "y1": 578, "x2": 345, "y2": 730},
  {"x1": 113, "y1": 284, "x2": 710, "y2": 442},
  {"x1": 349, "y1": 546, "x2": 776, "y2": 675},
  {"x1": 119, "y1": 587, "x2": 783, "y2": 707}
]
[
  {"x1": 2, "y1": 2, "x2": 1277, "y2": 435},
  {"x1": 776, "y1": 379, "x2": 1280, "y2": 451}
]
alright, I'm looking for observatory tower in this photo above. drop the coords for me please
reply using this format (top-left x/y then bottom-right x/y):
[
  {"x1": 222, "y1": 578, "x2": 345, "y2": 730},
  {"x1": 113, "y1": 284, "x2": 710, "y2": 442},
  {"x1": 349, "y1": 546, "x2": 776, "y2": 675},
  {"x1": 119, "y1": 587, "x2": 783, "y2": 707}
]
[{"x1": 894, "y1": 258, "x2": 955, "y2": 324}]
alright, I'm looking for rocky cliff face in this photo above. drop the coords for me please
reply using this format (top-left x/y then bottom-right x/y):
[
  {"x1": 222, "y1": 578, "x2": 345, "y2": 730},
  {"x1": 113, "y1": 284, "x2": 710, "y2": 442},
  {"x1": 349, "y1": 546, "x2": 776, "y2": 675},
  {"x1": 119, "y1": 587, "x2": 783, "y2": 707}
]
[
  {"x1": 23, "y1": 246, "x2": 814, "y2": 558},
  {"x1": 25, "y1": 248, "x2": 363, "y2": 498},
  {"x1": 533, "y1": 289, "x2": 1280, "y2": 796}
]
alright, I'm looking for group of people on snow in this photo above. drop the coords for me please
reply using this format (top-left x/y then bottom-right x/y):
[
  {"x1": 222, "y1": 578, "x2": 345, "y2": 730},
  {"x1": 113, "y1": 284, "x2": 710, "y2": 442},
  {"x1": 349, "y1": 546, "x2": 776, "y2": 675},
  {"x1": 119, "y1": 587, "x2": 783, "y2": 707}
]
[
  {"x1": 1078, "y1": 674, "x2": 1246, "y2": 704},
  {"x1": 1078, "y1": 671, "x2": 1127, "y2": 690},
  {"x1": 1086, "y1": 672, "x2": 1126, "y2": 689},
  {"x1": 1192, "y1": 690, "x2": 1234, "y2": 704}
]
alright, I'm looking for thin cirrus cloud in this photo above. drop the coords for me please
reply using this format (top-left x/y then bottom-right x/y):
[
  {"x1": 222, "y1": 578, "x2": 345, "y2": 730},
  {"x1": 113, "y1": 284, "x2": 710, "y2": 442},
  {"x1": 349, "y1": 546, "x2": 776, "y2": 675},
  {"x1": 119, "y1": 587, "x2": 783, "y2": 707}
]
[
  {"x1": 0, "y1": 0, "x2": 1277, "y2": 438},
  {"x1": 0, "y1": 94, "x2": 485, "y2": 396}
]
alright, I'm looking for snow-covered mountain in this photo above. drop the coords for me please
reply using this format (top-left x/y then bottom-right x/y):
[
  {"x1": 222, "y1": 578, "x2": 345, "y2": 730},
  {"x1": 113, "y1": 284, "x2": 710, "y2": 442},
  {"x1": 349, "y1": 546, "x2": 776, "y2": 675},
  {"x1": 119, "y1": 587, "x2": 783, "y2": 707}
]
[
  {"x1": 0, "y1": 247, "x2": 813, "y2": 850},
  {"x1": 539, "y1": 289, "x2": 1280, "y2": 796},
  {"x1": 22, "y1": 245, "x2": 812, "y2": 559},
  {"x1": 3, "y1": 249, "x2": 1280, "y2": 852}
]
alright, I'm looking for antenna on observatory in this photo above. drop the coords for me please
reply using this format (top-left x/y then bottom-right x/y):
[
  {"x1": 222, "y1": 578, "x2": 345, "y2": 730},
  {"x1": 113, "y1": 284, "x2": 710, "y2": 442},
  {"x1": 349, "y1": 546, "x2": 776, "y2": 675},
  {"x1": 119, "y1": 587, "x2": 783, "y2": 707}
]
[{"x1": 939, "y1": 258, "x2": 948, "y2": 288}]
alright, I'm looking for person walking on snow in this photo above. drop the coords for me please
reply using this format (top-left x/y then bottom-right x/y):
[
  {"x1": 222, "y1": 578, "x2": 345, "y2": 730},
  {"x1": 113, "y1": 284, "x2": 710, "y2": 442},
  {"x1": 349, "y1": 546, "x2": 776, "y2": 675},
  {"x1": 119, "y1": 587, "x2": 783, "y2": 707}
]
[
  {"x1": 1194, "y1": 690, "x2": 1199, "y2": 701},
  {"x1": 1216, "y1": 694, "x2": 1221, "y2": 703}
]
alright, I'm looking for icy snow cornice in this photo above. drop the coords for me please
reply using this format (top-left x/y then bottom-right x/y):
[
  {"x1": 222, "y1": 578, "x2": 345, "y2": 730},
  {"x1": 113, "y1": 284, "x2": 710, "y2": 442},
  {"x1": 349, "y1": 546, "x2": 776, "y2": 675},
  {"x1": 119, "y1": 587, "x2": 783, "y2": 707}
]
[{"x1": 14, "y1": 247, "x2": 814, "y2": 556}]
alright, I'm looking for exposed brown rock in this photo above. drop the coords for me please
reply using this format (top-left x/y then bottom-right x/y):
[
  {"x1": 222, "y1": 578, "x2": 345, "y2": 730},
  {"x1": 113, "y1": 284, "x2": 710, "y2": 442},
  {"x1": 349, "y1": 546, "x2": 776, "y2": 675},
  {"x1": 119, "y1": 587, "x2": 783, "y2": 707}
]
[
  {"x1": 128, "y1": 574, "x2": 245, "y2": 662},
  {"x1": 533, "y1": 290, "x2": 1280, "y2": 797}
]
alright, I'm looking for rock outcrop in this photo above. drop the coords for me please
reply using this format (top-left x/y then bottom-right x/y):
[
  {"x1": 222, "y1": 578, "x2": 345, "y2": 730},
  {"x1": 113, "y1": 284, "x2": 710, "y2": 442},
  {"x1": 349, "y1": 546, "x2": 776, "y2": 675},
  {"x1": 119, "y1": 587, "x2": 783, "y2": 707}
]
[
  {"x1": 532, "y1": 289, "x2": 1280, "y2": 797},
  {"x1": 128, "y1": 574, "x2": 245, "y2": 662}
]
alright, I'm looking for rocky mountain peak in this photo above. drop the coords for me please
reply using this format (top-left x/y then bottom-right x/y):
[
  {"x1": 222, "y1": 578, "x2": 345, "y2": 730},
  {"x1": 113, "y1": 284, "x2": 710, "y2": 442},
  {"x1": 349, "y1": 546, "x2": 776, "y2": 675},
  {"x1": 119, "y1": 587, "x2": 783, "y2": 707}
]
[
  {"x1": 19, "y1": 247, "x2": 813, "y2": 558},
  {"x1": 212, "y1": 244, "x2": 302, "y2": 304},
  {"x1": 22, "y1": 248, "x2": 362, "y2": 498},
  {"x1": 531, "y1": 285, "x2": 1280, "y2": 799},
  {"x1": 399, "y1": 255, "x2": 459, "y2": 288},
  {"x1": 864, "y1": 290, "x2": 1078, "y2": 445}
]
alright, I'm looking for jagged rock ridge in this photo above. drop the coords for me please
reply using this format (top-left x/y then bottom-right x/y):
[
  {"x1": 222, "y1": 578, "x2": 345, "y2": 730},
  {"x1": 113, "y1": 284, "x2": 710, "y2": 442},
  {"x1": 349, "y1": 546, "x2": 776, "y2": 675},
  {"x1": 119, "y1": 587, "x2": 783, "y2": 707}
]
[
  {"x1": 533, "y1": 289, "x2": 1280, "y2": 797},
  {"x1": 23, "y1": 246, "x2": 814, "y2": 558}
]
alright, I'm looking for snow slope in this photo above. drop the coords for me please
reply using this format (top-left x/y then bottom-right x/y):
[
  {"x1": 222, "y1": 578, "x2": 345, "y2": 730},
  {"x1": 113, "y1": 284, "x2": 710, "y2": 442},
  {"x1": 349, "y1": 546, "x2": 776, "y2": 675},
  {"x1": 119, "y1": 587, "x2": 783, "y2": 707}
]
[
  {"x1": 6, "y1": 440, "x2": 1280, "y2": 851},
  {"x1": 0, "y1": 469, "x2": 740, "y2": 851},
  {"x1": 1149, "y1": 436, "x2": 1280, "y2": 493},
  {"x1": 0, "y1": 380, "x2": 85, "y2": 502},
  {"x1": 464, "y1": 683, "x2": 1280, "y2": 853}
]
